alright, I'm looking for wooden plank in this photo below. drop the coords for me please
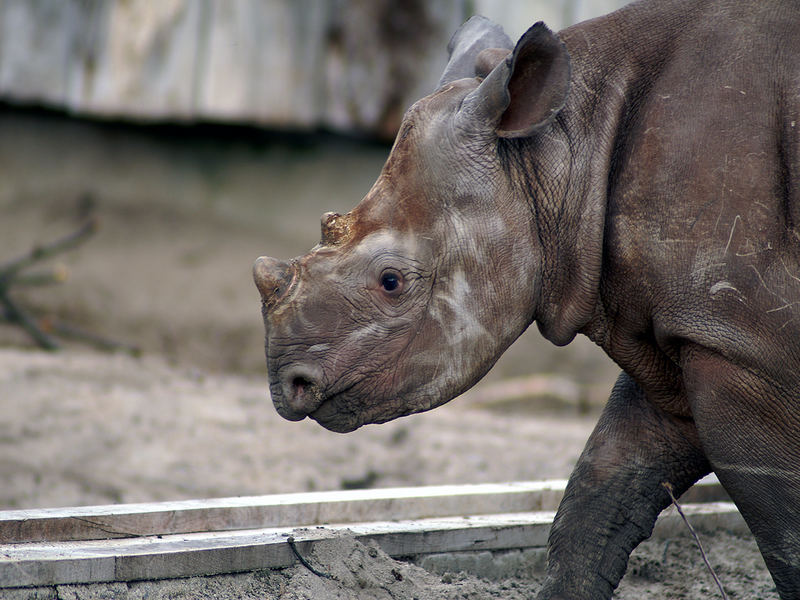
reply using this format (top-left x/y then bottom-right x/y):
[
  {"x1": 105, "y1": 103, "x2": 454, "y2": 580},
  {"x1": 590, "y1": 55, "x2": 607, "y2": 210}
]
[
  {"x1": 678, "y1": 475, "x2": 729, "y2": 504},
  {"x1": 0, "y1": 476, "x2": 724, "y2": 544},
  {"x1": 0, "y1": 481, "x2": 569, "y2": 543},
  {"x1": 0, "y1": 502, "x2": 744, "y2": 589},
  {"x1": 653, "y1": 501, "x2": 750, "y2": 538}
]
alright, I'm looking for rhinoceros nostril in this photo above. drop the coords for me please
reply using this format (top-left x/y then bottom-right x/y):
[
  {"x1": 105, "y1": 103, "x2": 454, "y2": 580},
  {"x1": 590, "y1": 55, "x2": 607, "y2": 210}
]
[
  {"x1": 282, "y1": 366, "x2": 325, "y2": 415},
  {"x1": 292, "y1": 376, "x2": 311, "y2": 394}
]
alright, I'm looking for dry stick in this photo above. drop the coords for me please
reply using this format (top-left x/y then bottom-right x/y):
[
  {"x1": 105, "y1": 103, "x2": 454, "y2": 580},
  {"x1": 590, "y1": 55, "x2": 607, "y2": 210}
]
[
  {"x1": 0, "y1": 215, "x2": 136, "y2": 354},
  {"x1": 0, "y1": 218, "x2": 98, "y2": 282},
  {"x1": 0, "y1": 218, "x2": 99, "y2": 350},
  {"x1": 662, "y1": 481, "x2": 729, "y2": 600},
  {"x1": 286, "y1": 536, "x2": 336, "y2": 580},
  {"x1": 0, "y1": 289, "x2": 59, "y2": 349}
]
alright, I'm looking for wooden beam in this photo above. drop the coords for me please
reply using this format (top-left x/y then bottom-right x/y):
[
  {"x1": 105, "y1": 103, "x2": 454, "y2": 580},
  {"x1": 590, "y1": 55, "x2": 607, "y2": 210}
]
[
  {"x1": 0, "y1": 502, "x2": 745, "y2": 589},
  {"x1": 0, "y1": 476, "x2": 725, "y2": 545},
  {"x1": 0, "y1": 480, "x2": 568, "y2": 544}
]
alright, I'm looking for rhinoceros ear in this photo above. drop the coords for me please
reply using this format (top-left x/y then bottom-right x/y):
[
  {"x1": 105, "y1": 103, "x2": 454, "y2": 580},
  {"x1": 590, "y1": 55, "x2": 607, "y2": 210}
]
[
  {"x1": 459, "y1": 22, "x2": 570, "y2": 138},
  {"x1": 438, "y1": 16, "x2": 514, "y2": 88}
]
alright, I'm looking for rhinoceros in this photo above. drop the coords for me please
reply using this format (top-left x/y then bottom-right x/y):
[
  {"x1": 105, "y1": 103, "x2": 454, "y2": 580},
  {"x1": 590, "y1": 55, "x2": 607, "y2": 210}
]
[{"x1": 254, "y1": 0, "x2": 800, "y2": 597}]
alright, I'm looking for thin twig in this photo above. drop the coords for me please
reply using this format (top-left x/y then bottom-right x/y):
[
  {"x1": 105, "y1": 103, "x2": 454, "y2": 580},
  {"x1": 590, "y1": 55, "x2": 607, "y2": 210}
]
[
  {"x1": 286, "y1": 536, "x2": 335, "y2": 580},
  {"x1": 0, "y1": 218, "x2": 98, "y2": 284},
  {"x1": 0, "y1": 218, "x2": 97, "y2": 350},
  {"x1": 0, "y1": 216, "x2": 135, "y2": 352},
  {"x1": 0, "y1": 290, "x2": 59, "y2": 349},
  {"x1": 662, "y1": 481, "x2": 729, "y2": 600}
]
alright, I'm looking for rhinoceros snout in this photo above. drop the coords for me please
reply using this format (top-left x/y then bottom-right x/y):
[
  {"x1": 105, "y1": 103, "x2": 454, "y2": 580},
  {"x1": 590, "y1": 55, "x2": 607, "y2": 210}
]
[
  {"x1": 270, "y1": 363, "x2": 326, "y2": 421},
  {"x1": 253, "y1": 256, "x2": 294, "y2": 308}
]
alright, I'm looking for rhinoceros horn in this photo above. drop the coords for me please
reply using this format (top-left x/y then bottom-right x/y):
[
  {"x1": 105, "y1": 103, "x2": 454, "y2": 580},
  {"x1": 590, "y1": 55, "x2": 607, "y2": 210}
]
[
  {"x1": 253, "y1": 256, "x2": 294, "y2": 309},
  {"x1": 319, "y1": 211, "x2": 353, "y2": 247}
]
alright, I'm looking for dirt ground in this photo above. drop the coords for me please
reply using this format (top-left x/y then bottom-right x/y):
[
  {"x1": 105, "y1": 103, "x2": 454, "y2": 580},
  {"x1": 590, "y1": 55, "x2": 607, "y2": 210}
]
[
  {"x1": 0, "y1": 110, "x2": 778, "y2": 598},
  {"x1": 0, "y1": 347, "x2": 599, "y2": 508}
]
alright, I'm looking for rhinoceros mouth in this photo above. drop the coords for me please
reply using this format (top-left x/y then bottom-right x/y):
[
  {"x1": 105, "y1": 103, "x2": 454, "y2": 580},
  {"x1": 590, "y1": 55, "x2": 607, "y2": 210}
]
[
  {"x1": 308, "y1": 393, "x2": 362, "y2": 433},
  {"x1": 270, "y1": 372, "x2": 360, "y2": 432},
  {"x1": 269, "y1": 377, "x2": 319, "y2": 422}
]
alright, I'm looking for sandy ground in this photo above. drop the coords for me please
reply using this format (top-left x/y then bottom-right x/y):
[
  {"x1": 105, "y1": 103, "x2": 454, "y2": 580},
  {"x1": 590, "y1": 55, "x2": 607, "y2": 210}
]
[
  {"x1": 0, "y1": 110, "x2": 778, "y2": 598},
  {"x1": 0, "y1": 347, "x2": 598, "y2": 509}
]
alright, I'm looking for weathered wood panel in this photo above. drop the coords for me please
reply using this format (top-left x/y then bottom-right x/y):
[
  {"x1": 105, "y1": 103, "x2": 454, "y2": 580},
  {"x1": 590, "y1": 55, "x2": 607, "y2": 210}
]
[
  {"x1": 0, "y1": 502, "x2": 745, "y2": 588},
  {"x1": 0, "y1": 481, "x2": 569, "y2": 544},
  {"x1": 0, "y1": 477, "x2": 725, "y2": 545},
  {"x1": 0, "y1": 0, "x2": 630, "y2": 137}
]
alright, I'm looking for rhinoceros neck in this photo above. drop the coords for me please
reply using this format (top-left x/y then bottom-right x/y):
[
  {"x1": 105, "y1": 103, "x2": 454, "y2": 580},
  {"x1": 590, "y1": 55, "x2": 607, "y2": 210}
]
[
  {"x1": 499, "y1": 0, "x2": 709, "y2": 346},
  {"x1": 497, "y1": 123, "x2": 604, "y2": 346}
]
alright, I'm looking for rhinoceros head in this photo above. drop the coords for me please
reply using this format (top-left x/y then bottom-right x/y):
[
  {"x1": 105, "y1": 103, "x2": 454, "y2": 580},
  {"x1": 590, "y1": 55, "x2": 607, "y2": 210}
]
[{"x1": 254, "y1": 18, "x2": 570, "y2": 432}]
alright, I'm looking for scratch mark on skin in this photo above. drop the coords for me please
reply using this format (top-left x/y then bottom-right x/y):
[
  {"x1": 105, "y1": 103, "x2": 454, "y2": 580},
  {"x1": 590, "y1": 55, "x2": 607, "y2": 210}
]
[
  {"x1": 723, "y1": 214, "x2": 741, "y2": 256},
  {"x1": 748, "y1": 265, "x2": 799, "y2": 326},
  {"x1": 749, "y1": 265, "x2": 780, "y2": 300},
  {"x1": 735, "y1": 241, "x2": 772, "y2": 258},
  {"x1": 722, "y1": 85, "x2": 747, "y2": 95},
  {"x1": 713, "y1": 155, "x2": 729, "y2": 236},
  {"x1": 710, "y1": 280, "x2": 746, "y2": 304},
  {"x1": 710, "y1": 281, "x2": 738, "y2": 294},
  {"x1": 767, "y1": 303, "x2": 800, "y2": 314},
  {"x1": 781, "y1": 257, "x2": 800, "y2": 286},
  {"x1": 754, "y1": 200, "x2": 770, "y2": 211}
]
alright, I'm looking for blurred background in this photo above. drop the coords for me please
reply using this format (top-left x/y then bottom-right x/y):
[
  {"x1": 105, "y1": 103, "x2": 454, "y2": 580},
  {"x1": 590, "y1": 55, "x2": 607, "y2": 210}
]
[
  {"x1": 0, "y1": 0, "x2": 628, "y2": 509},
  {"x1": 0, "y1": 0, "x2": 629, "y2": 375}
]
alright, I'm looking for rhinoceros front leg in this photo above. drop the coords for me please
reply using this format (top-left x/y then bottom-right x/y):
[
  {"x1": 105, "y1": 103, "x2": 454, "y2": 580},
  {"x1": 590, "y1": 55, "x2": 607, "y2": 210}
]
[{"x1": 537, "y1": 371, "x2": 710, "y2": 600}]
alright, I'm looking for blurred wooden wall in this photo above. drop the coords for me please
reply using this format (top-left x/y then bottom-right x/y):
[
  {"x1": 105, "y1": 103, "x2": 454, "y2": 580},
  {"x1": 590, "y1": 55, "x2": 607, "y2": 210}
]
[{"x1": 0, "y1": 0, "x2": 629, "y2": 139}]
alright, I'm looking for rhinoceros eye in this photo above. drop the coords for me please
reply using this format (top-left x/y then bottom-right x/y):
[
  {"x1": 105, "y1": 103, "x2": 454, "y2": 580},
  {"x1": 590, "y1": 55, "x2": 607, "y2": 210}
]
[{"x1": 380, "y1": 271, "x2": 402, "y2": 293}]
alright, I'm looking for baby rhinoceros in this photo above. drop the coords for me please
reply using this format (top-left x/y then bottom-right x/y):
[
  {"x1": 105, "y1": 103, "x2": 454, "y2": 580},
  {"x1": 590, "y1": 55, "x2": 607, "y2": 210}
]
[{"x1": 254, "y1": 0, "x2": 800, "y2": 597}]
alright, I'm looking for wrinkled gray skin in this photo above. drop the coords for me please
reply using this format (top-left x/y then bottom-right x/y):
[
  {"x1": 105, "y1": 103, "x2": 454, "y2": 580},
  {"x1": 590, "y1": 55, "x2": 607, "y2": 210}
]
[{"x1": 254, "y1": 0, "x2": 800, "y2": 597}]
